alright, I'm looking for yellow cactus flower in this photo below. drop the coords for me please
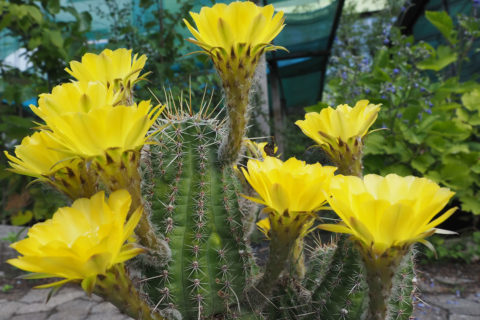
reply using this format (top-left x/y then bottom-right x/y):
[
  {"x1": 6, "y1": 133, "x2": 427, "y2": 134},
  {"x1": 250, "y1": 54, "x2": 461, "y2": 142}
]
[
  {"x1": 319, "y1": 173, "x2": 457, "y2": 320},
  {"x1": 242, "y1": 156, "x2": 336, "y2": 242},
  {"x1": 4, "y1": 131, "x2": 98, "y2": 199},
  {"x1": 243, "y1": 157, "x2": 335, "y2": 286},
  {"x1": 183, "y1": 1, "x2": 285, "y2": 57},
  {"x1": 4, "y1": 131, "x2": 73, "y2": 179},
  {"x1": 295, "y1": 100, "x2": 381, "y2": 176},
  {"x1": 46, "y1": 101, "x2": 164, "y2": 160},
  {"x1": 184, "y1": 2, "x2": 285, "y2": 74},
  {"x1": 65, "y1": 48, "x2": 148, "y2": 104},
  {"x1": 242, "y1": 156, "x2": 335, "y2": 214},
  {"x1": 30, "y1": 81, "x2": 117, "y2": 123},
  {"x1": 7, "y1": 190, "x2": 143, "y2": 289},
  {"x1": 296, "y1": 100, "x2": 380, "y2": 145},
  {"x1": 319, "y1": 173, "x2": 457, "y2": 257},
  {"x1": 185, "y1": 2, "x2": 285, "y2": 165}
]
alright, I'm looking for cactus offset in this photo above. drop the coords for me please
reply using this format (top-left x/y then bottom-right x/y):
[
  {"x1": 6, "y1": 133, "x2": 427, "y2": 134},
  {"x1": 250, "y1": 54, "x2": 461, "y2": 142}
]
[{"x1": 265, "y1": 236, "x2": 368, "y2": 320}]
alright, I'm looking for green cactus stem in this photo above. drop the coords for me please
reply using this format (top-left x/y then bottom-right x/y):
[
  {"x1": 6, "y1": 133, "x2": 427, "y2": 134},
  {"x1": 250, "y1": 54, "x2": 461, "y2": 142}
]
[
  {"x1": 141, "y1": 116, "x2": 256, "y2": 319},
  {"x1": 93, "y1": 149, "x2": 171, "y2": 262},
  {"x1": 361, "y1": 246, "x2": 408, "y2": 320},
  {"x1": 387, "y1": 248, "x2": 417, "y2": 320},
  {"x1": 93, "y1": 264, "x2": 164, "y2": 320},
  {"x1": 265, "y1": 236, "x2": 368, "y2": 320},
  {"x1": 218, "y1": 81, "x2": 251, "y2": 165}
]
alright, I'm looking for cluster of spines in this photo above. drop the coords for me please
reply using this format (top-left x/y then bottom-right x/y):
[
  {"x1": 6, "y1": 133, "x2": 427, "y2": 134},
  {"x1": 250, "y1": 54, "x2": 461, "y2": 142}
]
[
  {"x1": 386, "y1": 248, "x2": 417, "y2": 320},
  {"x1": 142, "y1": 117, "x2": 252, "y2": 319},
  {"x1": 267, "y1": 236, "x2": 367, "y2": 320},
  {"x1": 309, "y1": 237, "x2": 367, "y2": 320},
  {"x1": 222, "y1": 166, "x2": 259, "y2": 286}
]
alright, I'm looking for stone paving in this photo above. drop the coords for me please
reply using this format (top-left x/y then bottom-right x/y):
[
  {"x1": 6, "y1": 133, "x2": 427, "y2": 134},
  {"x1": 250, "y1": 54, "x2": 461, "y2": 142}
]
[
  {"x1": 410, "y1": 271, "x2": 480, "y2": 320},
  {"x1": 0, "y1": 286, "x2": 132, "y2": 320},
  {"x1": 2, "y1": 225, "x2": 480, "y2": 319}
]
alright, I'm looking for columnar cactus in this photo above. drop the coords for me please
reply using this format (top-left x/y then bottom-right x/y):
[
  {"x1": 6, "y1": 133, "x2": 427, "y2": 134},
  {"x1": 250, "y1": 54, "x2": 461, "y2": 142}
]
[{"x1": 141, "y1": 114, "x2": 256, "y2": 318}]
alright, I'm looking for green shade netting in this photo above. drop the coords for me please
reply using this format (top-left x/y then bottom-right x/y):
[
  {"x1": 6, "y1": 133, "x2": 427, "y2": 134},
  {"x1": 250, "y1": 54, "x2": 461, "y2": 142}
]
[{"x1": 266, "y1": 0, "x2": 341, "y2": 110}]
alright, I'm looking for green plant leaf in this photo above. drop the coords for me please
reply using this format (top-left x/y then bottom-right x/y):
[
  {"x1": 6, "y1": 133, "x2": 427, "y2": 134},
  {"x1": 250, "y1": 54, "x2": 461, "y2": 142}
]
[
  {"x1": 429, "y1": 119, "x2": 471, "y2": 141},
  {"x1": 411, "y1": 154, "x2": 435, "y2": 173},
  {"x1": 425, "y1": 11, "x2": 457, "y2": 45},
  {"x1": 46, "y1": 0, "x2": 60, "y2": 15},
  {"x1": 462, "y1": 89, "x2": 480, "y2": 111},
  {"x1": 459, "y1": 193, "x2": 480, "y2": 215},
  {"x1": 11, "y1": 210, "x2": 33, "y2": 226},
  {"x1": 363, "y1": 133, "x2": 387, "y2": 155},
  {"x1": 43, "y1": 29, "x2": 64, "y2": 48},
  {"x1": 417, "y1": 46, "x2": 457, "y2": 71},
  {"x1": 439, "y1": 159, "x2": 473, "y2": 189},
  {"x1": 25, "y1": 5, "x2": 43, "y2": 24}
]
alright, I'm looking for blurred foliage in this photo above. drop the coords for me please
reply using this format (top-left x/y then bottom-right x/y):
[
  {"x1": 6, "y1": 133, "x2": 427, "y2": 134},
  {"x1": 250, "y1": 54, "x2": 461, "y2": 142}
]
[
  {"x1": 94, "y1": 0, "x2": 222, "y2": 106},
  {"x1": 0, "y1": 0, "x2": 221, "y2": 225},
  {"x1": 422, "y1": 231, "x2": 480, "y2": 263},
  {"x1": 322, "y1": 2, "x2": 480, "y2": 216},
  {"x1": 0, "y1": 0, "x2": 93, "y2": 225}
]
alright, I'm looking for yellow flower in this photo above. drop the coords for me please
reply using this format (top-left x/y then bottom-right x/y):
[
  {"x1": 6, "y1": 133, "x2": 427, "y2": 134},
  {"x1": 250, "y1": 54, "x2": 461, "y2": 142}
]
[
  {"x1": 4, "y1": 131, "x2": 98, "y2": 199},
  {"x1": 242, "y1": 157, "x2": 335, "y2": 213},
  {"x1": 295, "y1": 100, "x2": 380, "y2": 176},
  {"x1": 185, "y1": 2, "x2": 286, "y2": 165},
  {"x1": 184, "y1": 1, "x2": 285, "y2": 81},
  {"x1": 242, "y1": 156, "x2": 336, "y2": 241},
  {"x1": 319, "y1": 174, "x2": 457, "y2": 257},
  {"x1": 30, "y1": 81, "x2": 117, "y2": 123},
  {"x1": 7, "y1": 190, "x2": 143, "y2": 289},
  {"x1": 296, "y1": 100, "x2": 380, "y2": 146},
  {"x1": 4, "y1": 131, "x2": 74, "y2": 179},
  {"x1": 65, "y1": 48, "x2": 148, "y2": 99},
  {"x1": 46, "y1": 101, "x2": 164, "y2": 159}
]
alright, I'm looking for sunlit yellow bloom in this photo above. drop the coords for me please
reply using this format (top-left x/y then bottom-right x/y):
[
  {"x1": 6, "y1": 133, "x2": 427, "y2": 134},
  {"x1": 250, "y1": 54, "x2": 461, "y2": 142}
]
[
  {"x1": 184, "y1": 1, "x2": 284, "y2": 54},
  {"x1": 184, "y1": 1, "x2": 285, "y2": 82},
  {"x1": 46, "y1": 101, "x2": 164, "y2": 159},
  {"x1": 30, "y1": 81, "x2": 117, "y2": 123},
  {"x1": 243, "y1": 156, "x2": 335, "y2": 241},
  {"x1": 242, "y1": 156, "x2": 335, "y2": 214},
  {"x1": 4, "y1": 131, "x2": 98, "y2": 199},
  {"x1": 296, "y1": 100, "x2": 380, "y2": 145},
  {"x1": 65, "y1": 48, "x2": 147, "y2": 99},
  {"x1": 296, "y1": 100, "x2": 380, "y2": 176},
  {"x1": 319, "y1": 174, "x2": 457, "y2": 257},
  {"x1": 185, "y1": 2, "x2": 285, "y2": 165},
  {"x1": 4, "y1": 131, "x2": 73, "y2": 178},
  {"x1": 7, "y1": 190, "x2": 143, "y2": 289}
]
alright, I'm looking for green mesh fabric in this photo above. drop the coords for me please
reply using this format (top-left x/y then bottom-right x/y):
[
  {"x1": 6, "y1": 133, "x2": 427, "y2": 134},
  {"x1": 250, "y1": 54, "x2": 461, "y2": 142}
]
[{"x1": 266, "y1": 0, "x2": 342, "y2": 110}]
